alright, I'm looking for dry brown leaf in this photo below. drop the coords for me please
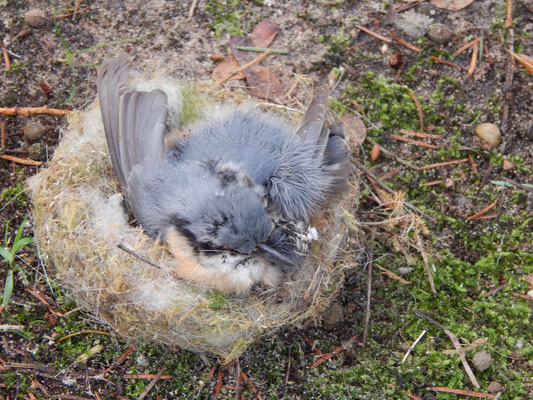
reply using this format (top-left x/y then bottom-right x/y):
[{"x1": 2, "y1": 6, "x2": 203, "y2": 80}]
[
  {"x1": 341, "y1": 113, "x2": 366, "y2": 148},
  {"x1": 245, "y1": 65, "x2": 284, "y2": 101},
  {"x1": 507, "y1": 50, "x2": 533, "y2": 75},
  {"x1": 430, "y1": 0, "x2": 475, "y2": 11},
  {"x1": 248, "y1": 18, "x2": 280, "y2": 48},
  {"x1": 227, "y1": 20, "x2": 285, "y2": 99},
  {"x1": 211, "y1": 56, "x2": 246, "y2": 82}
]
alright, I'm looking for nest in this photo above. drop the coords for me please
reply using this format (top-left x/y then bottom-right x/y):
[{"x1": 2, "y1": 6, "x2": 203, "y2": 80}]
[{"x1": 29, "y1": 84, "x2": 359, "y2": 363}]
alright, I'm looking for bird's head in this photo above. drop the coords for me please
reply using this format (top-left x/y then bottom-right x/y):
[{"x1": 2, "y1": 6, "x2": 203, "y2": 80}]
[{"x1": 171, "y1": 161, "x2": 295, "y2": 266}]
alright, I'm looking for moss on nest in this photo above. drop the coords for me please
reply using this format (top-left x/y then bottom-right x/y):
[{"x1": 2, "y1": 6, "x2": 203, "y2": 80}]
[{"x1": 28, "y1": 83, "x2": 360, "y2": 363}]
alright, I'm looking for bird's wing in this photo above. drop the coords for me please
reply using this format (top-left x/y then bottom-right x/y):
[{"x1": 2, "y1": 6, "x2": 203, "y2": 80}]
[
  {"x1": 97, "y1": 54, "x2": 168, "y2": 218},
  {"x1": 322, "y1": 123, "x2": 352, "y2": 197},
  {"x1": 293, "y1": 84, "x2": 330, "y2": 156}
]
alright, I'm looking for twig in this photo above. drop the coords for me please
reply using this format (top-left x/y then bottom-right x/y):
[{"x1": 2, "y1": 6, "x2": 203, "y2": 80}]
[
  {"x1": 0, "y1": 105, "x2": 71, "y2": 117},
  {"x1": 401, "y1": 330, "x2": 427, "y2": 363},
  {"x1": 511, "y1": 292, "x2": 533, "y2": 301},
  {"x1": 407, "y1": 91, "x2": 424, "y2": 133},
  {"x1": 310, "y1": 336, "x2": 359, "y2": 368},
  {"x1": 427, "y1": 387, "x2": 495, "y2": 398},
  {"x1": 54, "y1": 8, "x2": 86, "y2": 19},
  {"x1": 26, "y1": 288, "x2": 64, "y2": 316},
  {"x1": 377, "y1": 264, "x2": 411, "y2": 284},
  {"x1": 355, "y1": 163, "x2": 437, "y2": 223},
  {"x1": 423, "y1": 177, "x2": 464, "y2": 187},
  {"x1": 354, "y1": 25, "x2": 392, "y2": 43},
  {"x1": 214, "y1": 367, "x2": 223, "y2": 400},
  {"x1": 1, "y1": 40, "x2": 10, "y2": 71},
  {"x1": 240, "y1": 372, "x2": 263, "y2": 400},
  {"x1": 390, "y1": 134, "x2": 440, "y2": 149},
  {"x1": 138, "y1": 369, "x2": 165, "y2": 400},
  {"x1": 414, "y1": 310, "x2": 480, "y2": 388},
  {"x1": 216, "y1": 49, "x2": 272, "y2": 85},
  {"x1": 501, "y1": 6, "x2": 514, "y2": 134},
  {"x1": 465, "y1": 200, "x2": 498, "y2": 221},
  {"x1": 399, "y1": 129, "x2": 441, "y2": 140},
  {"x1": 117, "y1": 243, "x2": 162, "y2": 269},
  {"x1": 430, "y1": 56, "x2": 469, "y2": 72},
  {"x1": 466, "y1": 41, "x2": 479, "y2": 78},
  {"x1": 504, "y1": 0, "x2": 513, "y2": 29},
  {"x1": 477, "y1": 214, "x2": 497, "y2": 220},
  {"x1": 452, "y1": 37, "x2": 481, "y2": 58},
  {"x1": 0, "y1": 154, "x2": 42, "y2": 166},
  {"x1": 124, "y1": 373, "x2": 173, "y2": 380},
  {"x1": 389, "y1": 31, "x2": 421, "y2": 52},
  {"x1": 363, "y1": 228, "x2": 376, "y2": 346},
  {"x1": 468, "y1": 154, "x2": 478, "y2": 174},
  {"x1": 74, "y1": 0, "x2": 83, "y2": 15},
  {"x1": 365, "y1": 137, "x2": 419, "y2": 170},
  {"x1": 378, "y1": 167, "x2": 402, "y2": 181},
  {"x1": 484, "y1": 44, "x2": 494, "y2": 65},
  {"x1": 100, "y1": 346, "x2": 135, "y2": 375},
  {"x1": 233, "y1": 360, "x2": 242, "y2": 400},
  {"x1": 300, "y1": 333, "x2": 322, "y2": 355},
  {"x1": 188, "y1": 0, "x2": 199, "y2": 18},
  {"x1": 234, "y1": 46, "x2": 288, "y2": 55},
  {"x1": 393, "y1": 0, "x2": 422, "y2": 13},
  {"x1": 57, "y1": 329, "x2": 111, "y2": 342},
  {"x1": 1, "y1": 120, "x2": 6, "y2": 147},
  {"x1": 419, "y1": 158, "x2": 468, "y2": 170}
]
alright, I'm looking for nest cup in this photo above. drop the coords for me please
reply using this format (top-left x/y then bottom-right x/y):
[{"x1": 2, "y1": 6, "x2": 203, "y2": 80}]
[{"x1": 29, "y1": 80, "x2": 359, "y2": 363}]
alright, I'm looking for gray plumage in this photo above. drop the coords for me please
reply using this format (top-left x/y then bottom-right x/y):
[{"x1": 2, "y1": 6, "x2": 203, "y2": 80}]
[{"x1": 97, "y1": 54, "x2": 351, "y2": 275}]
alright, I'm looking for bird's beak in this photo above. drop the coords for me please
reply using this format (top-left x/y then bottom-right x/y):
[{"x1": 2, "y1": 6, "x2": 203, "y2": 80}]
[{"x1": 256, "y1": 244, "x2": 296, "y2": 267}]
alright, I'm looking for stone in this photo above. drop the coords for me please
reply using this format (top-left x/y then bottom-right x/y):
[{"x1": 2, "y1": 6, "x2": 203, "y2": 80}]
[
  {"x1": 25, "y1": 8, "x2": 48, "y2": 28},
  {"x1": 472, "y1": 350, "x2": 491, "y2": 372},
  {"x1": 23, "y1": 121, "x2": 47, "y2": 142},
  {"x1": 487, "y1": 381, "x2": 504, "y2": 394},
  {"x1": 475, "y1": 123, "x2": 501, "y2": 150},
  {"x1": 427, "y1": 23, "x2": 453, "y2": 44}
]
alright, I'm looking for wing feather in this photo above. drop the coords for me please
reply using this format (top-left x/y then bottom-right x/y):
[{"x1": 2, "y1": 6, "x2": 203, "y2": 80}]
[{"x1": 97, "y1": 54, "x2": 169, "y2": 220}]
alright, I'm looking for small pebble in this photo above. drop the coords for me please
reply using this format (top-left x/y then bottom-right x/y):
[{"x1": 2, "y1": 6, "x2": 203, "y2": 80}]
[
  {"x1": 25, "y1": 8, "x2": 48, "y2": 28},
  {"x1": 502, "y1": 160, "x2": 514, "y2": 171},
  {"x1": 527, "y1": 289, "x2": 533, "y2": 298},
  {"x1": 427, "y1": 23, "x2": 453, "y2": 44},
  {"x1": 472, "y1": 350, "x2": 491, "y2": 372},
  {"x1": 475, "y1": 123, "x2": 501, "y2": 149},
  {"x1": 321, "y1": 302, "x2": 344, "y2": 325},
  {"x1": 487, "y1": 381, "x2": 504, "y2": 394},
  {"x1": 23, "y1": 121, "x2": 47, "y2": 142}
]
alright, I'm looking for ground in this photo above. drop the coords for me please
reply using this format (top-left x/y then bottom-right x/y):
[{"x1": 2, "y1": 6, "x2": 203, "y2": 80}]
[{"x1": 1, "y1": 0, "x2": 532, "y2": 399}]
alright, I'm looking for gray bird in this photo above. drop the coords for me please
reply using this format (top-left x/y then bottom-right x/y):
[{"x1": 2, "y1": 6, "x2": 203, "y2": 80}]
[{"x1": 97, "y1": 54, "x2": 351, "y2": 293}]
